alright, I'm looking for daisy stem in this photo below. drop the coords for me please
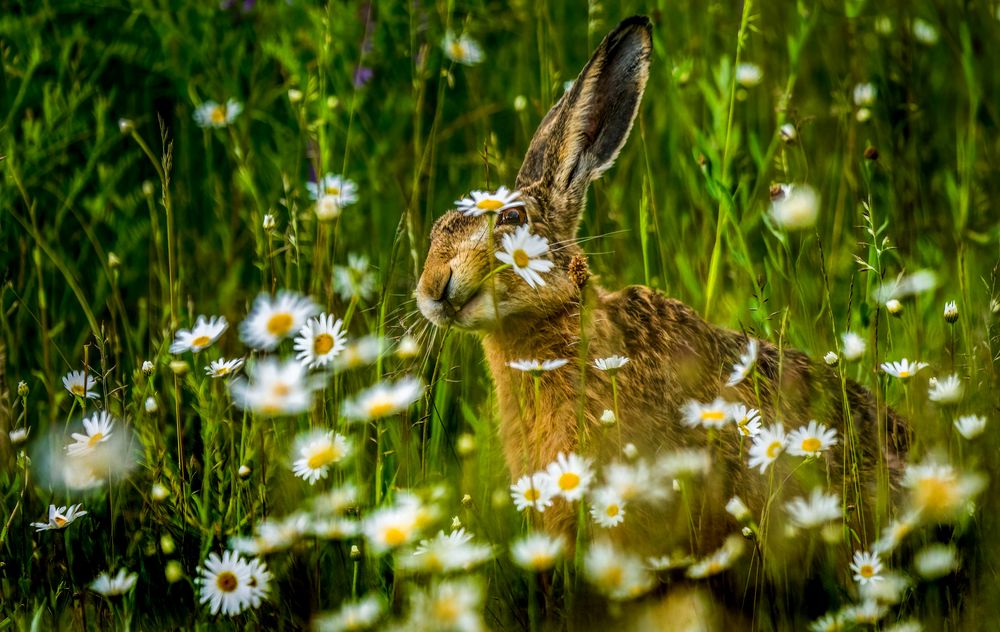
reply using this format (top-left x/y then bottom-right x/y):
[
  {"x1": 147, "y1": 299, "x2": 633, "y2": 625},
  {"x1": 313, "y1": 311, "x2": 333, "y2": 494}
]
[
  {"x1": 174, "y1": 374, "x2": 186, "y2": 513},
  {"x1": 477, "y1": 262, "x2": 511, "y2": 291},
  {"x1": 611, "y1": 375, "x2": 621, "y2": 451},
  {"x1": 528, "y1": 573, "x2": 540, "y2": 632}
]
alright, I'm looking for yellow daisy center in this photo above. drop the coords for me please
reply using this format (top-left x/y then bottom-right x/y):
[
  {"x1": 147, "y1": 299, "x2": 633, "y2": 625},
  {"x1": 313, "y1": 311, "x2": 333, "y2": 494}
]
[
  {"x1": 190, "y1": 335, "x2": 211, "y2": 347},
  {"x1": 433, "y1": 598, "x2": 460, "y2": 623},
  {"x1": 271, "y1": 383, "x2": 291, "y2": 397},
  {"x1": 606, "y1": 504, "x2": 620, "y2": 518},
  {"x1": 860, "y1": 564, "x2": 875, "y2": 578},
  {"x1": 313, "y1": 333, "x2": 335, "y2": 355},
  {"x1": 383, "y1": 526, "x2": 407, "y2": 547},
  {"x1": 325, "y1": 186, "x2": 341, "y2": 196},
  {"x1": 366, "y1": 394, "x2": 396, "y2": 418},
  {"x1": 71, "y1": 384, "x2": 86, "y2": 396},
  {"x1": 531, "y1": 552, "x2": 554, "y2": 568},
  {"x1": 54, "y1": 516, "x2": 68, "y2": 527},
  {"x1": 898, "y1": 370, "x2": 910, "y2": 378},
  {"x1": 449, "y1": 42, "x2": 465, "y2": 59},
  {"x1": 211, "y1": 106, "x2": 227, "y2": 124},
  {"x1": 306, "y1": 442, "x2": 341, "y2": 469},
  {"x1": 601, "y1": 566, "x2": 624, "y2": 588},
  {"x1": 766, "y1": 441, "x2": 782, "y2": 459},
  {"x1": 88, "y1": 432, "x2": 104, "y2": 446},
  {"x1": 801, "y1": 437, "x2": 822, "y2": 452},
  {"x1": 512, "y1": 248, "x2": 530, "y2": 268},
  {"x1": 215, "y1": 571, "x2": 238, "y2": 592},
  {"x1": 558, "y1": 472, "x2": 580, "y2": 491},
  {"x1": 476, "y1": 198, "x2": 504, "y2": 211},
  {"x1": 701, "y1": 410, "x2": 726, "y2": 422},
  {"x1": 706, "y1": 561, "x2": 724, "y2": 575},
  {"x1": 523, "y1": 487, "x2": 540, "y2": 502},
  {"x1": 915, "y1": 477, "x2": 958, "y2": 515},
  {"x1": 215, "y1": 366, "x2": 230, "y2": 376},
  {"x1": 266, "y1": 312, "x2": 294, "y2": 336}
]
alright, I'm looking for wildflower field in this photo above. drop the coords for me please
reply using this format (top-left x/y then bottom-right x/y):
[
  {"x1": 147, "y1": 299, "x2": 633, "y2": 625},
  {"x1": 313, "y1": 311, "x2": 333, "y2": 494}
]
[{"x1": 3, "y1": 1, "x2": 1000, "y2": 630}]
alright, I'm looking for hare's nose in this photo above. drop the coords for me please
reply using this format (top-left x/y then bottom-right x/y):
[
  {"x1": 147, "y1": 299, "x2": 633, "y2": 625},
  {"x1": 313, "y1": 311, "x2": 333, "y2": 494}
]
[{"x1": 423, "y1": 266, "x2": 453, "y2": 302}]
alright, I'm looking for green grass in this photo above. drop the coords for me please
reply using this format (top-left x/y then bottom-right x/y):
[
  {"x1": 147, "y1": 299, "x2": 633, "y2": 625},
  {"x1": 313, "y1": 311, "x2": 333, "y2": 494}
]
[{"x1": 2, "y1": 0, "x2": 1000, "y2": 629}]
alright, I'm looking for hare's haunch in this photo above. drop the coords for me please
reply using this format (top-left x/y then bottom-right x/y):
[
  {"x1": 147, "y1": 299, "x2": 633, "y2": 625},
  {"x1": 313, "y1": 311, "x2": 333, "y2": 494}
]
[{"x1": 417, "y1": 15, "x2": 906, "y2": 559}]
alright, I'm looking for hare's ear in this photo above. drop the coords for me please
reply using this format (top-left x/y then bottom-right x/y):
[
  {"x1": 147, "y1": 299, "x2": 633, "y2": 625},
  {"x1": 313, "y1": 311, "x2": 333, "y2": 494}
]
[{"x1": 516, "y1": 16, "x2": 652, "y2": 233}]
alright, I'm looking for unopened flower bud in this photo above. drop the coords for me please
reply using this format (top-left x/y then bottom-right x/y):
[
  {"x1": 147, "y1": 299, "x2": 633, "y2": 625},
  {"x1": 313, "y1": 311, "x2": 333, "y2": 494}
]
[
  {"x1": 824, "y1": 352, "x2": 839, "y2": 366},
  {"x1": 160, "y1": 534, "x2": 176, "y2": 555},
  {"x1": 9, "y1": 428, "x2": 29, "y2": 445},
  {"x1": 118, "y1": 118, "x2": 134, "y2": 134},
  {"x1": 141, "y1": 360, "x2": 155, "y2": 376},
  {"x1": 943, "y1": 300, "x2": 958, "y2": 324},
  {"x1": 165, "y1": 560, "x2": 183, "y2": 583},
  {"x1": 623, "y1": 443, "x2": 638, "y2": 459},
  {"x1": 238, "y1": 464, "x2": 251, "y2": 479},
  {"x1": 145, "y1": 396, "x2": 158, "y2": 413},
  {"x1": 17, "y1": 380, "x2": 28, "y2": 397},
  {"x1": 142, "y1": 180, "x2": 155, "y2": 197},
  {"x1": 885, "y1": 299, "x2": 903, "y2": 316},
  {"x1": 600, "y1": 409, "x2": 617, "y2": 426},
  {"x1": 456, "y1": 433, "x2": 476, "y2": 457},
  {"x1": 461, "y1": 494, "x2": 472, "y2": 507},
  {"x1": 262, "y1": 213, "x2": 276, "y2": 233},
  {"x1": 169, "y1": 360, "x2": 189, "y2": 376},
  {"x1": 451, "y1": 516, "x2": 462, "y2": 529},
  {"x1": 350, "y1": 544, "x2": 361, "y2": 560},
  {"x1": 108, "y1": 252, "x2": 121, "y2": 268},
  {"x1": 513, "y1": 95, "x2": 527, "y2": 112},
  {"x1": 287, "y1": 88, "x2": 303, "y2": 103},
  {"x1": 151, "y1": 483, "x2": 169, "y2": 502},
  {"x1": 779, "y1": 123, "x2": 797, "y2": 143}
]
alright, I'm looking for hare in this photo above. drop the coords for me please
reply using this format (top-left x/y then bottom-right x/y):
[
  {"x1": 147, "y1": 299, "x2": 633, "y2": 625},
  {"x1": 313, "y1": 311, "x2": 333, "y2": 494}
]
[{"x1": 417, "y1": 14, "x2": 907, "y2": 625}]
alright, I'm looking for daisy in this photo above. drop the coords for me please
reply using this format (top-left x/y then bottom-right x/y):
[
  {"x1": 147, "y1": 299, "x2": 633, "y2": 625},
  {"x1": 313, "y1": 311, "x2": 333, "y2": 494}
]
[
  {"x1": 731, "y1": 404, "x2": 762, "y2": 437},
  {"x1": 510, "y1": 472, "x2": 555, "y2": 512},
  {"x1": 954, "y1": 414, "x2": 987, "y2": 440},
  {"x1": 9, "y1": 427, "x2": 29, "y2": 445},
  {"x1": 914, "y1": 544, "x2": 958, "y2": 579},
  {"x1": 340, "y1": 376, "x2": 423, "y2": 422},
  {"x1": 239, "y1": 291, "x2": 319, "y2": 351},
  {"x1": 313, "y1": 594, "x2": 386, "y2": 632},
  {"x1": 912, "y1": 18, "x2": 939, "y2": 45},
  {"x1": 872, "y1": 512, "x2": 920, "y2": 553},
  {"x1": 785, "y1": 488, "x2": 841, "y2": 529},
  {"x1": 205, "y1": 357, "x2": 245, "y2": 378},
  {"x1": 686, "y1": 536, "x2": 745, "y2": 579},
  {"x1": 307, "y1": 173, "x2": 359, "y2": 205},
  {"x1": 903, "y1": 461, "x2": 985, "y2": 522},
  {"x1": 881, "y1": 359, "x2": 929, "y2": 379},
  {"x1": 363, "y1": 500, "x2": 424, "y2": 554},
  {"x1": 169, "y1": 315, "x2": 228, "y2": 354},
  {"x1": 646, "y1": 554, "x2": 694, "y2": 572},
  {"x1": 809, "y1": 612, "x2": 849, "y2": 632},
  {"x1": 403, "y1": 528, "x2": 493, "y2": 573},
  {"x1": 511, "y1": 533, "x2": 565, "y2": 572},
  {"x1": 291, "y1": 431, "x2": 351, "y2": 484},
  {"x1": 850, "y1": 550, "x2": 884, "y2": 585},
  {"x1": 230, "y1": 358, "x2": 317, "y2": 416},
  {"x1": 310, "y1": 518, "x2": 360, "y2": 541},
  {"x1": 656, "y1": 448, "x2": 711, "y2": 479},
  {"x1": 841, "y1": 331, "x2": 866, "y2": 361},
  {"x1": 853, "y1": 83, "x2": 877, "y2": 107},
  {"x1": 332, "y1": 335, "x2": 384, "y2": 371},
  {"x1": 928, "y1": 374, "x2": 963, "y2": 404},
  {"x1": 600, "y1": 409, "x2": 617, "y2": 425},
  {"x1": 584, "y1": 541, "x2": 654, "y2": 601},
  {"x1": 454, "y1": 186, "x2": 523, "y2": 217},
  {"x1": 726, "y1": 339, "x2": 759, "y2": 387},
  {"x1": 507, "y1": 358, "x2": 568, "y2": 375},
  {"x1": 786, "y1": 420, "x2": 838, "y2": 457},
  {"x1": 312, "y1": 485, "x2": 360, "y2": 516},
  {"x1": 66, "y1": 411, "x2": 115, "y2": 457},
  {"x1": 333, "y1": 254, "x2": 377, "y2": 302},
  {"x1": 725, "y1": 496, "x2": 751, "y2": 522},
  {"x1": 845, "y1": 600, "x2": 889, "y2": 625},
  {"x1": 682, "y1": 397, "x2": 734, "y2": 429},
  {"x1": 31, "y1": 504, "x2": 88, "y2": 531},
  {"x1": 495, "y1": 224, "x2": 554, "y2": 289},
  {"x1": 245, "y1": 558, "x2": 271, "y2": 609},
  {"x1": 90, "y1": 569, "x2": 137, "y2": 596},
  {"x1": 823, "y1": 351, "x2": 839, "y2": 366},
  {"x1": 545, "y1": 452, "x2": 594, "y2": 502},
  {"x1": 194, "y1": 98, "x2": 243, "y2": 128},
  {"x1": 62, "y1": 370, "x2": 99, "y2": 399},
  {"x1": 860, "y1": 571, "x2": 910, "y2": 604},
  {"x1": 885, "y1": 298, "x2": 903, "y2": 315},
  {"x1": 770, "y1": 184, "x2": 819, "y2": 230},
  {"x1": 594, "y1": 355, "x2": 630, "y2": 373},
  {"x1": 442, "y1": 32, "x2": 484, "y2": 65},
  {"x1": 735, "y1": 62, "x2": 763, "y2": 87},
  {"x1": 294, "y1": 313, "x2": 347, "y2": 369},
  {"x1": 396, "y1": 335, "x2": 420, "y2": 359},
  {"x1": 590, "y1": 487, "x2": 626, "y2": 528},
  {"x1": 409, "y1": 579, "x2": 484, "y2": 632},
  {"x1": 198, "y1": 550, "x2": 253, "y2": 616},
  {"x1": 602, "y1": 460, "x2": 665, "y2": 503}
]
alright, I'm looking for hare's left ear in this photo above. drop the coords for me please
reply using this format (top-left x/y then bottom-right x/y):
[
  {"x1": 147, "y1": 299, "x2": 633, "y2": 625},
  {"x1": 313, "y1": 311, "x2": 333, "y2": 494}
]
[{"x1": 516, "y1": 16, "x2": 652, "y2": 236}]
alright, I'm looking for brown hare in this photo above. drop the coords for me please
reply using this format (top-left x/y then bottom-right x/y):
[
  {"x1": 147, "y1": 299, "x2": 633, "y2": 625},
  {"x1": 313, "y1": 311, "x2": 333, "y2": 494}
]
[{"x1": 417, "y1": 14, "x2": 907, "y2": 627}]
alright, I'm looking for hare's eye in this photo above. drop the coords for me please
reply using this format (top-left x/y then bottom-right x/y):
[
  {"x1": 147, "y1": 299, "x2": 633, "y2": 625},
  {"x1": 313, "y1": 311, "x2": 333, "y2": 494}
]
[{"x1": 497, "y1": 207, "x2": 526, "y2": 227}]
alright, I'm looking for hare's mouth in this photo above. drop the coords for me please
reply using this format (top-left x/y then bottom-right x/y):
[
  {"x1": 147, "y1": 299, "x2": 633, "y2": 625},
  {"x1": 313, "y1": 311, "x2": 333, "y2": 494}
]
[{"x1": 417, "y1": 288, "x2": 494, "y2": 331}]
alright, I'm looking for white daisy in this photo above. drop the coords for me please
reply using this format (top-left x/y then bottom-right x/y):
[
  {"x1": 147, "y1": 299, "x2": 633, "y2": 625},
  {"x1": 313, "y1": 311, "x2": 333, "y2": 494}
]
[
  {"x1": 786, "y1": 420, "x2": 838, "y2": 457},
  {"x1": 62, "y1": 370, "x2": 99, "y2": 399},
  {"x1": 850, "y1": 550, "x2": 883, "y2": 585},
  {"x1": 600, "y1": 409, "x2": 617, "y2": 425},
  {"x1": 841, "y1": 331, "x2": 867, "y2": 361},
  {"x1": 943, "y1": 300, "x2": 959, "y2": 323},
  {"x1": 809, "y1": 612, "x2": 849, "y2": 632},
  {"x1": 881, "y1": 359, "x2": 929, "y2": 379},
  {"x1": 409, "y1": 578, "x2": 484, "y2": 631},
  {"x1": 584, "y1": 541, "x2": 654, "y2": 601},
  {"x1": 885, "y1": 298, "x2": 904, "y2": 315},
  {"x1": 239, "y1": 291, "x2": 319, "y2": 351},
  {"x1": 363, "y1": 500, "x2": 424, "y2": 554},
  {"x1": 510, "y1": 533, "x2": 565, "y2": 572},
  {"x1": 294, "y1": 313, "x2": 347, "y2": 369},
  {"x1": 313, "y1": 594, "x2": 386, "y2": 632},
  {"x1": 291, "y1": 431, "x2": 351, "y2": 484},
  {"x1": 402, "y1": 528, "x2": 493, "y2": 573},
  {"x1": 90, "y1": 569, "x2": 137, "y2": 596},
  {"x1": 31, "y1": 504, "x2": 88, "y2": 531},
  {"x1": 914, "y1": 544, "x2": 958, "y2": 579},
  {"x1": 785, "y1": 488, "x2": 841, "y2": 529},
  {"x1": 594, "y1": 355, "x2": 630, "y2": 373},
  {"x1": 602, "y1": 460, "x2": 665, "y2": 503},
  {"x1": 169, "y1": 315, "x2": 228, "y2": 354},
  {"x1": 340, "y1": 376, "x2": 423, "y2": 422},
  {"x1": 589, "y1": 487, "x2": 626, "y2": 528},
  {"x1": 731, "y1": 404, "x2": 762, "y2": 438},
  {"x1": 656, "y1": 448, "x2": 711, "y2": 479},
  {"x1": 545, "y1": 452, "x2": 594, "y2": 502},
  {"x1": 230, "y1": 358, "x2": 317, "y2": 417},
  {"x1": 872, "y1": 512, "x2": 921, "y2": 554},
  {"x1": 307, "y1": 173, "x2": 359, "y2": 205},
  {"x1": 681, "y1": 397, "x2": 733, "y2": 429},
  {"x1": 495, "y1": 224, "x2": 555, "y2": 289},
  {"x1": 194, "y1": 98, "x2": 243, "y2": 128},
  {"x1": 686, "y1": 536, "x2": 745, "y2": 579},
  {"x1": 333, "y1": 254, "x2": 377, "y2": 302},
  {"x1": 332, "y1": 334, "x2": 384, "y2": 371},
  {"x1": 725, "y1": 496, "x2": 751, "y2": 522},
  {"x1": 9, "y1": 427, "x2": 29, "y2": 445},
  {"x1": 846, "y1": 600, "x2": 889, "y2": 625},
  {"x1": 912, "y1": 18, "x2": 939, "y2": 45},
  {"x1": 735, "y1": 62, "x2": 763, "y2": 87},
  {"x1": 205, "y1": 357, "x2": 245, "y2": 378},
  {"x1": 443, "y1": 32, "x2": 484, "y2": 65},
  {"x1": 726, "y1": 339, "x2": 759, "y2": 387},
  {"x1": 903, "y1": 461, "x2": 985, "y2": 522},
  {"x1": 66, "y1": 411, "x2": 115, "y2": 457},
  {"x1": 454, "y1": 186, "x2": 523, "y2": 217},
  {"x1": 954, "y1": 415, "x2": 987, "y2": 440},
  {"x1": 928, "y1": 374, "x2": 963, "y2": 404},
  {"x1": 197, "y1": 550, "x2": 253, "y2": 616},
  {"x1": 507, "y1": 358, "x2": 568, "y2": 374},
  {"x1": 860, "y1": 570, "x2": 910, "y2": 604},
  {"x1": 853, "y1": 83, "x2": 877, "y2": 107},
  {"x1": 510, "y1": 472, "x2": 555, "y2": 512},
  {"x1": 823, "y1": 351, "x2": 839, "y2": 366},
  {"x1": 770, "y1": 184, "x2": 819, "y2": 230},
  {"x1": 245, "y1": 557, "x2": 271, "y2": 608}
]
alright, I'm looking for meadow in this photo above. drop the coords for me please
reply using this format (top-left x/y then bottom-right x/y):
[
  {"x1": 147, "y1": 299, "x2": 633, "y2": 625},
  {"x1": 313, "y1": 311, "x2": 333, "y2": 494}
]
[{"x1": 2, "y1": 0, "x2": 1000, "y2": 630}]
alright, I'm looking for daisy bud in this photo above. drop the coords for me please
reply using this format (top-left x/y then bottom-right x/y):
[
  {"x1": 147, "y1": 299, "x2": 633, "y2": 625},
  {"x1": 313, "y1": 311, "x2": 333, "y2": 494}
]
[
  {"x1": 169, "y1": 360, "x2": 189, "y2": 376},
  {"x1": 856, "y1": 108, "x2": 872, "y2": 123},
  {"x1": 151, "y1": 483, "x2": 169, "y2": 502},
  {"x1": 991, "y1": 298, "x2": 1000, "y2": 316},
  {"x1": 623, "y1": 443, "x2": 638, "y2": 460},
  {"x1": 456, "y1": 433, "x2": 476, "y2": 457},
  {"x1": 396, "y1": 335, "x2": 419, "y2": 359},
  {"x1": 287, "y1": 88, "x2": 303, "y2": 103},
  {"x1": 108, "y1": 252, "x2": 121, "y2": 268},
  {"x1": 885, "y1": 299, "x2": 903, "y2": 316},
  {"x1": 461, "y1": 494, "x2": 473, "y2": 507},
  {"x1": 513, "y1": 95, "x2": 527, "y2": 112},
  {"x1": 141, "y1": 360, "x2": 155, "y2": 376},
  {"x1": 160, "y1": 534, "x2": 176, "y2": 555},
  {"x1": 726, "y1": 496, "x2": 751, "y2": 522},
  {"x1": 943, "y1": 300, "x2": 959, "y2": 323},
  {"x1": 118, "y1": 118, "x2": 134, "y2": 134},
  {"x1": 142, "y1": 180, "x2": 155, "y2": 197},
  {"x1": 165, "y1": 560, "x2": 183, "y2": 583},
  {"x1": 17, "y1": 380, "x2": 28, "y2": 397},
  {"x1": 600, "y1": 409, "x2": 617, "y2": 426},
  {"x1": 238, "y1": 464, "x2": 251, "y2": 479},
  {"x1": 741, "y1": 526, "x2": 753, "y2": 538},
  {"x1": 326, "y1": 96, "x2": 339, "y2": 110},
  {"x1": 672, "y1": 479, "x2": 681, "y2": 492},
  {"x1": 779, "y1": 123, "x2": 797, "y2": 143},
  {"x1": 824, "y1": 352, "x2": 839, "y2": 366},
  {"x1": 451, "y1": 516, "x2": 462, "y2": 529},
  {"x1": 9, "y1": 428, "x2": 29, "y2": 445},
  {"x1": 350, "y1": 544, "x2": 361, "y2": 560},
  {"x1": 262, "y1": 213, "x2": 276, "y2": 233},
  {"x1": 145, "y1": 397, "x2": 158, "y2": 413}
]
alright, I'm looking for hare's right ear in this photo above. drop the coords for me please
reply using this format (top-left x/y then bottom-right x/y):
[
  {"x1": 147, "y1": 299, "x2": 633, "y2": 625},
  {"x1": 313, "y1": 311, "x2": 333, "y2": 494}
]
[{"x1": 516, "y1": 16, "x2": 652, "y2": 237}]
